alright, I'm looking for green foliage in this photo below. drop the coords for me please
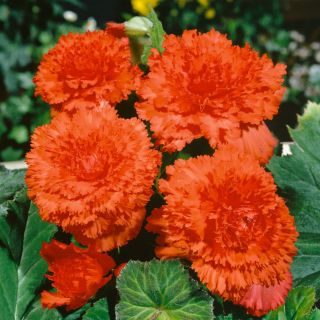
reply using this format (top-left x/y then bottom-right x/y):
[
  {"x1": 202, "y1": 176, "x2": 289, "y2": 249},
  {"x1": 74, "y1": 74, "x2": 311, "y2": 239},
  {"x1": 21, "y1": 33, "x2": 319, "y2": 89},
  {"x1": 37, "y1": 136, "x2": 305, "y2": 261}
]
[
  {"x1": 82, "y1": 299, "x2": 110, "y2": 320},
  {"x1": 141, "y1": 9, "x2": 165, "y2": 65},
  {"x1": 0, "y1": 247, "x2": 18, "y2": 319},
  {"x1": 63, "y1": 304, "x2": 91, "y2": 320},
  {"x1": 153, "y1": 0, "x2": 283, "y2": 48},
  {"x1": 24, "y1": 300, "x2": 62, "y2": 320},
  {"x1": 268, "y1": 102, "x2": 320, "y2": 297},
  {"x1": 8, "y1": 125, "x2": 29, "y2": 144},
  {"x1": 0, "y1": 167, "x2": 57, "y2": 320},
  {"x1": 285, "y1": 287, "x2": 315, "y2": 319},
  {"x1": 0, "y1": 165, "x2": 25, "y2": 214},
  {"x1": 116, "y1": 259, "x2": 214, "y2": 320},
  {"x1": 0, "y1": 0, "x2": 83, "y2": 161},
  {"x1": 308, "y1": 309, "x2": 320, "y2": 320},
  {"x1": 264, "y1": 287, "x2": 319, "y2": 320}
]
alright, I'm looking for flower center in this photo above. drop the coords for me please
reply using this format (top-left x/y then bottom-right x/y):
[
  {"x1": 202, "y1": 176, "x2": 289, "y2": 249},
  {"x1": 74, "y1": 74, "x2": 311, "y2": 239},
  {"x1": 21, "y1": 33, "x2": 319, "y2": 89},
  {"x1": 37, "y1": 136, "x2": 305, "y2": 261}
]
[
  {"x1": 74, "y1": 152, "x2": 107, "y2": 181},
  {"x1": 205, "y1": 194, "x2": 268, "y2": 252}
]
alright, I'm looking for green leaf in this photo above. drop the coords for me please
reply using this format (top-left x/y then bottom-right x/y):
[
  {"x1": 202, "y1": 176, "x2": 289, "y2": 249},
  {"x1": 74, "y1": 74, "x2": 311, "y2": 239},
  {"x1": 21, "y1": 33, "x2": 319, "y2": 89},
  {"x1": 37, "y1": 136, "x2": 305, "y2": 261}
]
[
  {"x1": 2, "y1": 188, "x2": 30, "y2": 261},
  {"x1": 17, "y1": 72, "x2": 34, "y2": 90},
  {"x1": 264, "y1": 287, "x2": 316, "y2": 320},
  {"x1": 63, "y1": 304, "x2": 90, "y2": 320},
  {"x1": 307, "y1": 309, "x2": 320, "y2": 320},
  {"x1": 264, "y1": 306, "x2": 286, "y2": 320},
  {"x1": 116, "y1": 259, "x2": 214, "y2": 320},
  {"x1": 268, "y1": 102, "x2": 320, "y2": 296},
  {"x1": 2, "y1": 95, "x2": 32, "y2": 122},
  {"x1": 0, "y1": 247, "x2": 18, "y2": 319},
  {"x1": 83, "y1": 299, "x2": 110, "y2": 320},
  {"x1": 9, "y1": 125, "x2": 29, "y2": 144},
  {"x1": 0, "y1": 166, "x2": 25, "y2": 204},
  {"x1": 141, "y1": 9, "x2": 165, "y2": 65},
  {"x1": 0, "y1": 187, "x2": 57, "y2": 320},
  {"x1": 24, "y1": 299, "x2": 62, "y2": 320},
  {"x1": 0, "y1": 146, "x2": 24, "y2": 161},
  {"x1": 15, "y1": 202, "x2": 57, "y2": 319},
  {"x1": 285, "y1": 287, "x2": 315, "y2": 319},
  {"x1": 0, "y1": 167, "x2": 26, "y2": 247}
]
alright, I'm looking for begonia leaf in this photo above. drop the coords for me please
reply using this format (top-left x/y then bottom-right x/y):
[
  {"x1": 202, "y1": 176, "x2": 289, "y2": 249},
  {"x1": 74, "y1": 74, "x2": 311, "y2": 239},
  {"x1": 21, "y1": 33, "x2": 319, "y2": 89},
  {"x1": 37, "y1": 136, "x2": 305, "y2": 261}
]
[
  {"x1": 63, "y1": 304, "x2": 90, "y2": 320},
  {"x1": 268, "y1": 102, "x2": 320, "y2": 296},
  {"x1": 307, "y1": 309, "x2": 320, "y2": 320},
  {"x1": 264, "y1": 286, "x2": 316, "y2": 320},
  {"x1": 0, "y1": 165, "x2": 25, "y2": 215},
  {"x1": 0, "y1": 247, "x2": 18, "y2": 319},
  {"x1": 9, "y1": 125, "x2": 29, "y2": 144},
  {"x1": 141, "y1": 9, "x2": 165, "y2": 65},
  {"x1": 24, "y1": 300, "x2": 62, "y2": 320},
  {"x1": 285, "y1": 287, "x2": 315, "y2": 319},
  {"x1": 0, "y1": 185, "x2": 57, "y2": 320},
  {"x1": 116, "y1": 259, "x2": 214, "y2": 320},
  {"x1": 83, "y1": 299, "x2": 110, "y2": 320},
  {"x1": 264, "y1": 306, "x2": 286, "y2": 320}
]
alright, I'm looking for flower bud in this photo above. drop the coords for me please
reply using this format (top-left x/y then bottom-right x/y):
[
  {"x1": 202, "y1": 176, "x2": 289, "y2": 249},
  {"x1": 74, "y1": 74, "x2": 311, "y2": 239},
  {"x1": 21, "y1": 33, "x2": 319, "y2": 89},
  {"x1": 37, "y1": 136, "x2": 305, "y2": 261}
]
[{"x1": 124, "y1": 16, "x2": 153, "y2": 37}]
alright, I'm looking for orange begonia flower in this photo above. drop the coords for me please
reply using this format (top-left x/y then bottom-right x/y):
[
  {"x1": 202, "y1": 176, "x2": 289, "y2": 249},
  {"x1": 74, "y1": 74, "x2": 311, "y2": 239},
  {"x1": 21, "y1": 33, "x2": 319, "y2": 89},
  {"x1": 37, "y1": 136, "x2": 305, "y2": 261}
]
[
  {"x1": 40, "y1": 240, "x2": 115, "y2": 310},
  {"x1": 239, "y1": 272, "x2": 293, "y2": 317},
  {"x1": 34, "y1": 30, "x2": 141, "y2": 113},
  {"x1": 26, "y1": 105, "x2": 160, "y2": 251},
  {"x1": 228, "y1": 122, "x2": 278, "y2": 164},
  {"x1": 106, "y1": 22, "x2": 126, "y2": 38},
  {"x1": 146, "y1": 150, "x2": 298, "y2": 316},
  {"x1": 136, "y1": 30, "x2": 285, "y2": 161}
]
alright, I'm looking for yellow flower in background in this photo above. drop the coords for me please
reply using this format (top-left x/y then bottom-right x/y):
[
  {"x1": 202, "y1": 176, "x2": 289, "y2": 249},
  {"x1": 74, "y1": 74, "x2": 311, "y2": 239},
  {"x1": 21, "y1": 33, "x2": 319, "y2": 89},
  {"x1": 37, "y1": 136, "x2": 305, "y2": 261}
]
[
  {"x1": 205, "y1": 7, "x2": 216, "y2": 19},
  {"x1": 198, "y1": 0, "x2": 210, "y2": 7},
  {"x1": 177, "y1": 0, "x2": 187, "y2": 8},
  {"x1": 131, "y1": 0, "x2": 159, "y2": 16}
]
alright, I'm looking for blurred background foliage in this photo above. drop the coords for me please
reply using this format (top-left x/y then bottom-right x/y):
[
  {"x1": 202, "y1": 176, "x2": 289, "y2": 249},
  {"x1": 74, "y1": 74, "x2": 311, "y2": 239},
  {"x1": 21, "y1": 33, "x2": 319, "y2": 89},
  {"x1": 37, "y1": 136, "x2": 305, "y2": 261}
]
[
  {"x1": 0, "y1": 0, "x2": 319, "y2": 161},
  {"x1": 0, "y1": 0, "x2": 86, "y2": 161}
]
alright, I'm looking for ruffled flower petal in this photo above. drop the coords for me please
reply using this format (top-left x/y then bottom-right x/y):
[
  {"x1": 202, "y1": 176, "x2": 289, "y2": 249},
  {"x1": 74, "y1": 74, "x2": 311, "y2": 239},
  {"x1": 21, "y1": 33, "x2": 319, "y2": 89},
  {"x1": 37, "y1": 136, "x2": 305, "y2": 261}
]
[
  {"x1": 34, "y1": 30, "x2": 141, "y2": 113},
  {"x1": 137, "y1": 29, "x2": 286, "y2": 160},
  {"x1": 26, "y1": 105, "x2": 160, "y2": 250},
  {"x1": 147, "y1": 149, "x2": 298, "y2": 316},
  {"x1": 40, "y1": 240, "x2": 115, "y2": 310},
  {"x1": 225, "y1": 122, "x2": 278, "y2": 164},
  {"x1": 239, "y1": 272, "x2": 293, "y2": 316}
]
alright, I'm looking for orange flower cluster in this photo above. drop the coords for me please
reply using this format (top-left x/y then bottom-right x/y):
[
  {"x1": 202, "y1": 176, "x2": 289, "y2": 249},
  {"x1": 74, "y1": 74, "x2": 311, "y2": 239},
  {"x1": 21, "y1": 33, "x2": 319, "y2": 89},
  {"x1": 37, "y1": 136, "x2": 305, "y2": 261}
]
[
  {"x1": 29, "y1": 25, "x2": 297, "y2": 316},
  {"x1": 34, "y1": 30, "x2": 141, "y2": 113},
  {"x1": 147, "y1": 150, "x2": 298, "y2": 316},
  {"x1": 26, "y1": 105, "x2": 160, "y2": 251},
  {"x1": 136, "y1": 30, "x2": 286, "y2": 162},
  {"x1": 30, "y1": 29, "x2": 161, "y2": 311},
  {"x1": 41, "y1": 240, "x2": 115, "y2": 310}
]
